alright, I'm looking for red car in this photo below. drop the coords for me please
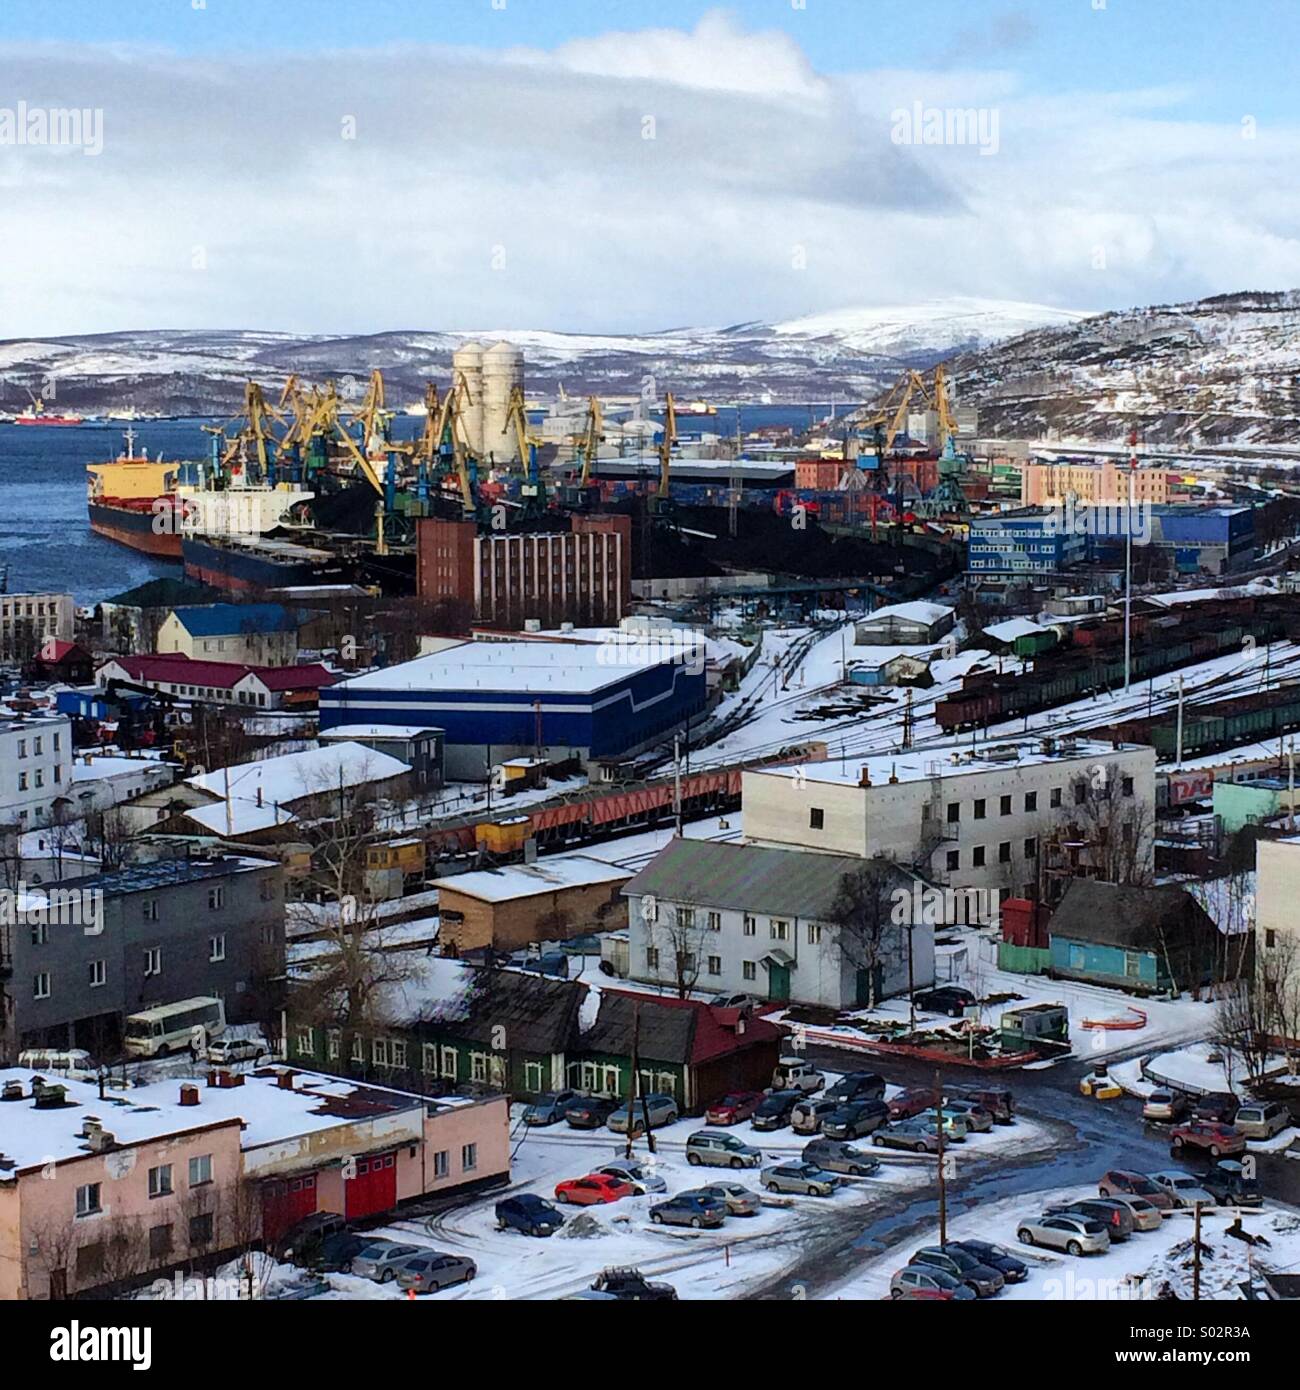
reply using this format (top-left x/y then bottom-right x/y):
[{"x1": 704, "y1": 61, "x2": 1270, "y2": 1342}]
[
  {"x1": 554, "y1": 1173, "x2": 636, "y2": 1206},
  {"x1": 1099, "y1": 1169, "x2": 1175, "y2": 1211},
  {"x1": 704, "y1": 1091, "x2": 765, "y2": 1126},
  {"x1": 887, "y1": 1087, "x2": 936, "y2": 1122},
  {"x1": 1170, "y1": 1121, "x2": 1246, "y2": 1158}
]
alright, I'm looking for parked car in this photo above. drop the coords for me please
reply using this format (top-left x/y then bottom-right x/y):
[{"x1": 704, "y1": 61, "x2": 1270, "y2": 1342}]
[
  {"x1": 752, "y1": 1090, "x2": 803, "y2": 1132},
  {"x1": 761, "y1": 1162, "x2": 839, "y2": 1197},
  {"x1": 824, "y1": 1071, "x2": 887, "y2": 1104},
  {"x1": 351, "y1": 1241, "x2": 423, "y2": 1282},
  {"x1": 910, "y1": 1245, "x2": 1005, "y2": 1297},
  {"x1": 206, "y1": 1034, "x2": 269, "y2": 1066},
  {"x1": 1201, "y1": 1159, "x2": 1262, "y2": 1208},
  {"x1": 564, "y1": 1096, "x2": 622, "y2": 1130},
  {"x1": 953, "y1": 1240, "x2": 1028, "y2": 1283},
  {"x1": 1016, "y1": 1214, "x2": 1110, "y2": 1256},
  {"x1": 914, "y1": 986, "x2": 977, "y2": 1017},
  {"x1": 711, "y1": 993, "x2": 760, "y2": 1011},
  {"x1": 524, "y1": 1089, "x2": 583, "y2": 1126},
  {"x1": 770, "y1": 1057, "x2": 825, "y2": 1094},
  {"x1": 951, "y1": 1086, "x2": 1014, "y2": 1125},
  {"x1": 1143, "y1": 1089, "x2": 1190, "y2": 1123},
  {"x1": 1170, "y1": 1120, "x2": 1246, "y2": 1158},
  {"x1": 802, "y1": 1138, "x2": 881, "y2": 1177},
  {"x1": 1149, "y1": 1171, "x2": 1218, "y2": 1208},
  {"x1": 589, "y1": 1267, "x2": 677, "y2": 1301},
  {"x1": 607, "y1": 1093, "x2": 679, "y2": 1134},
  {"x1": 1103, "y1": 1194, "x2": 1164, "y2": 1232},
  {"x1": 685, "y1": 1130, "x2": 763, "y2": 1169},
  {"x1": 680, "y1": 1182, "x2": 761, "y2": 1217},
  {"x1": 791, "y1": 1097, "x2": 841, "y2": 1135},
  {"x1": 394, "y1": 1250, "x2": 477, "y2": 1293},
  {"x1": 872, "y1": 1118, "x2": 942, "y2": 1153},
  {"x1": 1099, "y1": 1169, "x2": 1175, "y2": 1211},
  {"x1": 303, "y1": 1231, "x2": 368, "y2": 1273},
  {"x1": 495, "y1": 1194, "x2": 566, "y2": 1237},
  {"x1": 886, "y1": 1086, "x2": 936, "y2": 1122},
  {"x1": 594, "y1": 1162, "x2": 667, "y2": 1195},
  {"x1": 649, "y1": 1193, "x2": 727, "y2": 1229},
  {"x1": 704, "y1": 1090, "x2": 765, "y2": 1126},
  {"x1": 554, "y1": 1173, "x2": 636, "y2": 1206},
  {"x1": 1234, "y1": 1101, "x2": 1290, "y2": 1141},
  {"x1": 890, "y1": 1266, "x2": 976, "y2": 1301},
  {"x1": 1046, "y1": 1198, "x2": 1135, "y2": 1242},
  {"x1": 939, "y1": 1099, "x2": 994, "y2": 1133},
  {"x1": 916, "y1": 1108, "x2": 970, "y2": 1141},
  {"x1": 1192, "y1": 1092, "x2": 1241, "y2": 1125},
  {"x1": 275, "y1": 1210, "x2": 349, "y2": 1263},
  {"x1": 822, "y1": 1098, "x2": 890, "y2": 1140}
]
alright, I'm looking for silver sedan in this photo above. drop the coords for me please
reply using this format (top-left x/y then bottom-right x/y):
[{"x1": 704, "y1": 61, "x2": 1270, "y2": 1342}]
[{"x1": 680, "y1": 1182, "x2": 761, "y2": 1216}]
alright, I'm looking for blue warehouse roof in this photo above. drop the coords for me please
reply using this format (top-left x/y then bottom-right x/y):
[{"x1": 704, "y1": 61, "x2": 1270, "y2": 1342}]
[{"x1": 172, "y1": 603, "x2": 299, "y2": 637}]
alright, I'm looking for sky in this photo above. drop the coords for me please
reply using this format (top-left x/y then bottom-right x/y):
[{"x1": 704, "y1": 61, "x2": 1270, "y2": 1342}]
[{"x1": 1, "y1": 0, "x2": 1298, "y2": 336}]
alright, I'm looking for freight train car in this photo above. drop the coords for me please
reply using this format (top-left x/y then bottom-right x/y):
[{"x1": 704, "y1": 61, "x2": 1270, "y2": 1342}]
[{"x1": 1087, "y1": 684, "x2": 1300, "y2": 762}]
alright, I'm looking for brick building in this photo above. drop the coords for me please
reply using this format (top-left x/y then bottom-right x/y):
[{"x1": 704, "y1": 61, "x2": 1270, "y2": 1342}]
[{"x1": 416, "y1": 515, "x2": 632, "y2": 628}]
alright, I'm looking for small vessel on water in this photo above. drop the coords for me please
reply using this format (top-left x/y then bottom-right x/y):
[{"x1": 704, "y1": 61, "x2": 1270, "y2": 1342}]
[{"x1": 16, "y1": 393, "x2": 84, "y2": 426}]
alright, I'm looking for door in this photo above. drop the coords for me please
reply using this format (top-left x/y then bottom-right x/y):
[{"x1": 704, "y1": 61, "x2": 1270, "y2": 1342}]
[
  {"x1": 767, "y1": 962, "x2": 790, "y2": 1002},
  {"x1": 854, "y1": 966, "x2": 884, "y2": 1007},
  {"x1": 261, "y1": 1173, "x2": 318, "y2": 1244},
  {"x1": 345, "y1": 1152, "x2": 397, "y2": 1221}
]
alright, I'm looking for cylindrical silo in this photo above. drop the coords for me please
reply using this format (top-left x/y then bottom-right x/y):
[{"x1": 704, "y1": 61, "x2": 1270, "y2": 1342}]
[
  {"x1": 451, "y1": 340, "x2": 485, "y2": 457},
  {"x1": 482, "y1": 340, "x2": 524, "y2": 465}
]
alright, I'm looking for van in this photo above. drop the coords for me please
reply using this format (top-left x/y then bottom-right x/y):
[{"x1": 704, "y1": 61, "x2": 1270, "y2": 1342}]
[
  {"x1": 953, "y1": 1085, "x2": 1014, "y2": 1124},
  {"x1": 17, "y1": 1048, "x2": 95, "y2": 1076},
  {"x1": 685, "y1": 1130, "x2": 763, "y2": 1169},
  {"x1": 1234, "y1": 1101, "x2": 1290, "y2": 1140}
]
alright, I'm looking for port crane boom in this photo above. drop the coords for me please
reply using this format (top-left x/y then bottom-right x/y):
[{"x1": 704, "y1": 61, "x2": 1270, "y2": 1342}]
[{"x1": 657, "y1": 392, "x2": 677, "y2": 500}]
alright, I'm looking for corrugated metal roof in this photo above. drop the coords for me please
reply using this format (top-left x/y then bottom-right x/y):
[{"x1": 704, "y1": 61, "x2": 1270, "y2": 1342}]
[{"x1": 1049, "y1": 879, "x2": 1217, "y2": 950}]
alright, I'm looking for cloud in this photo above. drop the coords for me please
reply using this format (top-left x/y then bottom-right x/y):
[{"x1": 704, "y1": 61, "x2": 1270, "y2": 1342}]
[{"x1": 0, "y1": 9, "x2": 1297, "y2": 337}]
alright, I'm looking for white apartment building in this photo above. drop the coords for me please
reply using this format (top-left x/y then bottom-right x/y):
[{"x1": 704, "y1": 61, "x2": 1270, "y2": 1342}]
[
  {"x1": 0, "y1": 593, "x2": 74, "y2": 663},
  {"x1": 1256, "y1": 836, "x2": 1300, "y2": 1044},
  {"x1": 743, "y1": 737, "x2": 1157, "y2": 903},
  {"x1": 0, "y1": 713, "x2": 74, "y2": 829}
]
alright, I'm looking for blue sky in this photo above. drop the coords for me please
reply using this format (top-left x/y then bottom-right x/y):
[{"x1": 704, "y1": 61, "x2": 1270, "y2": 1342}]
[{"x1": 0, "y1": 2, "x2": 1297, "y2": 335}]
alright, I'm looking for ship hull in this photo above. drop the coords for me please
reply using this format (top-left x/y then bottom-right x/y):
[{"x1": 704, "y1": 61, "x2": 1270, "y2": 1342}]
[
  {"x1": 88, "y1": 502, "x2": 183, "y2": 559},
  {"x1": 182, "y1": 535, "x2": 354, "y2": 592}
]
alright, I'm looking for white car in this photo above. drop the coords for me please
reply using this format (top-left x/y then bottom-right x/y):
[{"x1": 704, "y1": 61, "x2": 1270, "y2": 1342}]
[
  {"x1": 1017, "y1": 1213, "x2": 1110, "y2": 1255},
  {"x1": 1149, "y1": 1171, "x2": 1217, "y2": 1208},
  {"x1": 593, "y1": 1162, "x2": 667, "y2": 1195},
  {"x1": 206, "y1": 1035, "x2": 269, "y2": 1066}
]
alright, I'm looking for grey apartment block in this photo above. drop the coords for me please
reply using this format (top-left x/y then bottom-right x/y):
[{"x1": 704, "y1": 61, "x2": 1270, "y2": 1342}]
[{"x1": 0, "y1": 854, "x2": 285, "y2": 1062}]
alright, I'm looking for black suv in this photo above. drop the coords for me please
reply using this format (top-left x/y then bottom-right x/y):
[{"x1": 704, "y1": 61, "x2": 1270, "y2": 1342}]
[
  {"x1": 590, "y1": 1267, "x2": 678, "y2": 1301},
  {"x1": 824, "y1": 1071, "x2": 886, "y2": 1104},
  {"x1": 914, "y1": 986, "x2": 977, "y2": 1018}
]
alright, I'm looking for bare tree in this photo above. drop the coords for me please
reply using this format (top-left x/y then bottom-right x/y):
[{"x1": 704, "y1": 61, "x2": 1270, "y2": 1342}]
[
  {"x1": 1066, "y1": 774, "x2": 1155, "y2": 887},
  {"x1": 27, "y1": 1211, "x2": 77, "y2": 1299},
  {"x1": 827, "y1": 860, "x2": 900, "y2": 1009},
  {"x1": 648, "y1": 904, "x2": 708, "y2": 999}
]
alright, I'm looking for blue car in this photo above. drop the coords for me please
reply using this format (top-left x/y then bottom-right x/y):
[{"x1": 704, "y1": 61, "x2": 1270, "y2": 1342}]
[
  {"x1": 496, "y1": 1194, "x2": 567, "y2": 1237},
  {"x1": 649, "y1": 1194, "x2": 727, "y2": 1229}
]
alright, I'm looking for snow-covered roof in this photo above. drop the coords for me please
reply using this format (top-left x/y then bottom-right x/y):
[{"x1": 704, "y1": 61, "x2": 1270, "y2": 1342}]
[
  {"x1": 183, "y1": 800, "x2": 298, "y2": 836},
  {"x1": 436, "y1": 854, "x2": 632, "y2": 903},
  {"x1": 985, "y1": 617, "x2": 1049, "y2": 643},
  {"x1": 857, "y1": 600, "x2": 952, "y2": 628},
  {"x1": 187, "y1": 742, "x2": 411, "y2": 808}
]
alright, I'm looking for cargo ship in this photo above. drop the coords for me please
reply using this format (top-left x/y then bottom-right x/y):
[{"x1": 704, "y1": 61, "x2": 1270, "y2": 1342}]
[
  {"x1": 17, "y1": 396, "x2": 84, "y2": 425},
  {"x1": 86, "y1": 430, "x2": 186, "y2": 558},
  {"x1": 182, "y1": 533, "x2": 356, "y2": 592}
]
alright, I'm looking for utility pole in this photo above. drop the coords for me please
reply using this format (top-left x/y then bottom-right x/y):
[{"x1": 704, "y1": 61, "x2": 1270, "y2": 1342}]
[
  {"x1": 907, "y1": 922, "x2": 916, "y2": 1030},
  {"x1": 934, "y1": 1066, "x2": 947, "y2": 1246},
  {"x1": 1124, "y1": 428, "x2": 1136, "y2": 692},
  {"x1": 1192, "y1": 1201, "x2": 1203, "y2": 1300},
  {"x1": 1175, "y1": 675, "x2": 1184, "y2": 767},
  {"x1": 673, "y1": 736, "x2": 683, "y2": 835},
  {"x1": 1289, "y1": 738, "x2": 1296, "y2": 834},
  {"x1": 625, "y1": 1001, "x2": 640, "y2": 1161}
]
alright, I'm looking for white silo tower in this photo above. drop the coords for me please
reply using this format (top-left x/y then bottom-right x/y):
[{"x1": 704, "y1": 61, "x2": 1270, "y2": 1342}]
[
  {"x1": 482, "y1": 340, "x2": 524, "y2": 465},
  {"x1": 451, "y1": 340, "x2": 485, "y2": 457}
]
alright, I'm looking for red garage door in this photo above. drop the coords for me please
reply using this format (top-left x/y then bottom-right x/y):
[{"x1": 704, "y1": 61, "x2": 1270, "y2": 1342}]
[
  {"x1": 261, "y1": 1173, "x2": 318, "y2": 1244},
  {"x1": 345, "y1": 1152, "x2": 397, "y2": 1221}
]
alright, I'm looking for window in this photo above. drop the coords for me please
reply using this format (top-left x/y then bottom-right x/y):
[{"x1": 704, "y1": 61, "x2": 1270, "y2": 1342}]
[
  {"x1": 289, "y1": 1026, "x2": 311, "y2": 1055},
  {"x1": 441, "y1": 1046, "x2": 458, "y2": 1080},
  {"x1": 1024, "y1": 838, "x2": 1037, "y2": 859},
  {"x1": 706, "y1": 911, "x2": 721, "y2": 932},
  {"x1": 675, "y1": 907, "x2": 695, "y2": 930},
  {"x1": 770, "y1": 920, "x2": 789, "y2": 941},
  {"x1": 189, "y1": 1213, "x2": 214, "y2": 1246},
  {"x1": 998, "y1": 842, "x2": 1011, "y2": 864},
  {"x1": 1124, "y1": 951, "x2": 1142, "y2": 980},
  {"x1": 189, "y1": 1154, "x2": 212, "y2": 1186},
  {"x1": 742, "y1": 960, "x2": 756, "y2": 980},
  {"x1": 1121, "y1": 776, "x2": 1134, "y2": 798},
  {"x1": 523, "y1": 1060, "x2": 544, "y2": 1091},
  {"x1": 809, "y1": 807, "x2": 825, "y2": 830},
  {"x1": 31, "y1": 920, "x2": 47, "y2": 946},
  {"x1": 148, "y1": 1164, "x2": 174, "y2": 1198},
  {"x1": 1121, "y1": 819, "x2": 1134, "y2": 845},
  {"x1": 34, "y1": 769, "x2": 43, "y2": 789},
  {"x1": 372, "y1": 1039, "x2": 389, "y2": 1066},
  {"x1": 75, "y1": 1182, "x2": 101, "y2": 1218},
  {"x1": 680, "y1": 952, "x2": 697, "y2": 973},
  {"x1": 33, "y1": 971, "x2": 50, "y2": 1000},
  {"x1": 1024, "y1": 791, "x2": 1037, "y2": 812},
  {"x1": 433, "y1": 1150, "x2": 449, "y2": 1179},
  {"x1": 946, "y1": 801, "x2": 960, "y2": 824},
  {"x1": 143, "y1": 947, "x2": 161, "y2": 977},
  {"x1": 1074, "y1": 782, "x2": 1087, "y2": 806},
  {"x1": 328, "y1": 1030, "x2": 341, "y2": 1060},
  {"x1": 16, "y1": 738, "x2": 25, "y2": 758},
  {"x1": 470, "y1": 1053, "x2": 489, "y2": 1083},
  {"x1": 807, "y1": 923, "x2": 822, "y2": 945},
  {"x1": 1000, "y1": 795, "x2": 1012, "y2": 816},
  {"x1": 1069, "y1": 945, "x2": 1086, "y2": 970},
  {"x1": 391, "y1": 1040, "x2": 407, "y2": 1068},
  {"x1": 350, "y1": 1036, "x2": 364, "y2": 1062},
  {"x1": 973, "y1": 798, "x2": 986, "y2": 820},
  {"x1": 34, "y1": 736, "x2": 42, "y2": 756},
  {"x1": 17, "y1": 772, "x2": 27, "y2": 791},
  {"x1": 209, "y1": 935, "x2": 225, "y2": 962},
  {"x1": 946, "y1": 850, "x2": 960, "y2": 871},
  {"x1": 422, "y1": 1043, "x2": 437, "y2": 1073},
  {"x1": 1267, "y1": 929, "x2": 1278, "y2": 949},
  {"x1": 1050, "y1": 787, "x2": 1062, "y2": 809},
  {"x1": 645, "y1": 947, "x2": 660, "y2": 970},
  {"x1": 743, "y1": 915, "x2": 756, "y2": 937},
  {"x1": 462, "y1": 1143, "x2": 478, "y2": 1172},
  {"x1": 972, "y1": 845, "x2": 986, "y2": 868},
  {"x1": 707, "y1": 955, "x2": 722, "y2": 976},
  {"x1": 207, "y1": 886, "x2": 225, "y2": 910}
]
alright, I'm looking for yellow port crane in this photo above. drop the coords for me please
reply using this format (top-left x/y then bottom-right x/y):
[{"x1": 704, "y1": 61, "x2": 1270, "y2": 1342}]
[
  {"x1": 657, "y1": 392, "x2": 677, "y2": 500},
  {"x1": 427, "y1": 372, "x2": 477, "y2": 514},
  {"x1": 298, "y1": 380, "x2": 387, "y2": 496},
  {"x1": 854, "y1": 369, "x2": 933, "y2": 458},
  {"x1": 351, "y1": 369, "x2": 393, "y2": 458},
  {"x1": 577, "y1": 395, "x2": 603, "y2": 486}
]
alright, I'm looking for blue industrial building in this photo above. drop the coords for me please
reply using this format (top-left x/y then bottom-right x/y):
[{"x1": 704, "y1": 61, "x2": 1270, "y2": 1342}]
[
  {"x1": 1088, "y1": 505, "x2": 1256, "y2": 576},
  {"x1": 967, "y1": 510, "x2": 1088, "y2": 576},
  {"x1": 319, "y1": 638, "x2": 708, "y2": 779}
]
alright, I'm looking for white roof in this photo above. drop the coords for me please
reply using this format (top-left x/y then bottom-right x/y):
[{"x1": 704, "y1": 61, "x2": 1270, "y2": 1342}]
[
  {"x1": 436, "y1": 854, "x2": 632, "y2": 903},
  {"x1": 318, "y1": 724, "x2": 443, "y2": 741},
  {"x1": 857, "y1": 601, "x2": 952, "y2": 628},
  {"x1": 0, "y1": 1067, "x2": 430, "y2": 1172},
  {"x1": 183, "y1": 800, "x2": 298, "y2": 836},
  {"x1": 187, "y1": 741, "x2": 410, "y2": 808},
  {"x1": 985, "y1": 617, "x2": 1048, "y2": 643},
  {"x1": 332, "y1": 638, "x2": 691, "y2": 696}
]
